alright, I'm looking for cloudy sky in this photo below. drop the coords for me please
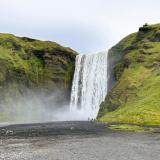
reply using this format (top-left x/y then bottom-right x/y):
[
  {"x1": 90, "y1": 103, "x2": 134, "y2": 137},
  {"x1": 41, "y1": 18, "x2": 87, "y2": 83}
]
[{"x1": 0, "y1": 0, "x2": 160, "y2": 54}]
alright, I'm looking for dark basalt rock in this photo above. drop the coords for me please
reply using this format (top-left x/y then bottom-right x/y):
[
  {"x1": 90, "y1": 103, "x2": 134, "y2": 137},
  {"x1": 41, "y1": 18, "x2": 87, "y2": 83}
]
[
  {"x1": 122, "y1": 45, "x2": 135, "y2": 54},
  {"x1": 139, "y1": 25, "x2": 152, "y2": 32},
  {"x1": 21, "y1": 37, "x2": 36, "y2": 42},
  {"x1": 136, "y1": 54, "x2": 145, "y2": 62},
  {"x1": 152, "y1": 32, "x2": 160, "y2": 42}
]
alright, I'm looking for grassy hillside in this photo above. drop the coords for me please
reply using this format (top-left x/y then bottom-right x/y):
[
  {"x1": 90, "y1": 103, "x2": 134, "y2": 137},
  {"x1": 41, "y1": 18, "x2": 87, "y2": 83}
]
[
  {"x1": 98, "y1": 23, "x2": 160, "y2": 125},
  {"x1": 0, "y1": 33, "x2": 77, "y2": 121}
]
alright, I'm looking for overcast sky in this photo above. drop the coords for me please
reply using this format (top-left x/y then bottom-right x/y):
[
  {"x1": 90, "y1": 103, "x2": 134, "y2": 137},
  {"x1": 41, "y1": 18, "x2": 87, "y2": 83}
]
[{"x1": 0, "y1": 0, "x2": 160, "y2": 54}]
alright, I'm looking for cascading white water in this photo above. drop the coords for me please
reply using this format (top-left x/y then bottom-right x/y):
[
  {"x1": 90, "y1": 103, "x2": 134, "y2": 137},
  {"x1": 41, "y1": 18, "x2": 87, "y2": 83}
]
[{"x1": 70, "y1": 51, "x2": 108, "y2": 120}]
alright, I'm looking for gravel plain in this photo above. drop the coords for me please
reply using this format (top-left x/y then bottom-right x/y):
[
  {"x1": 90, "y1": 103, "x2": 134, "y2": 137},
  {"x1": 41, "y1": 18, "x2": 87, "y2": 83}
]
[{"x1": 0, "y1": 121, "x2": 160, "y2": 160}]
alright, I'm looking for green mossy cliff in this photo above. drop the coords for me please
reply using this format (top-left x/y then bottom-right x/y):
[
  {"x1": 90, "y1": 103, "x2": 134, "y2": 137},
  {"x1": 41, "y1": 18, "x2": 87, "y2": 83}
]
[
  {"x1": 98, "y1": 24, "x2": 160, "y2": 125},
  {"x1": 0, "y1": 33, "x2": 77, "y2": 114}
]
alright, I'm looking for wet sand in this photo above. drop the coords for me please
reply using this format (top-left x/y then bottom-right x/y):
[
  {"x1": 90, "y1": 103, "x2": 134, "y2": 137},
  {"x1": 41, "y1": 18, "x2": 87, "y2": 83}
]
[{"x1": 0, "y1": 121, "x2": 160, "y2": 160}]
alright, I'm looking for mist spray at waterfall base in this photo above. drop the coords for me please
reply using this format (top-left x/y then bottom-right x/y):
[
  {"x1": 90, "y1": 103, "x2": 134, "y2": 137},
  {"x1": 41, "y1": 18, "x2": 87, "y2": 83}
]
[
  {"x1": 0, "y1": 91, "x2": 88, "y2": 124},
  {"x1": 70, "y1": 51, "x2": 108, "y2": 120}
]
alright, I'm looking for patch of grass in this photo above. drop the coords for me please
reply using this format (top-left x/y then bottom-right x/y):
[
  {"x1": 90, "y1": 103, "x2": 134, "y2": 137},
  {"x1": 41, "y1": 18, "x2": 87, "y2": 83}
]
[
  {"x1": 108, "y1": 124, "x2": 154, "y2": 132},
  {"x1": 99, "y1": 65, "x2": 160, "y2": 125}
]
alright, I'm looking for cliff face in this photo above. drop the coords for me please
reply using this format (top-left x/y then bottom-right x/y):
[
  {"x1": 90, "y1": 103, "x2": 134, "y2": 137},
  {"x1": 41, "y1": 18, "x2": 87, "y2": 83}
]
[
  {"x1": 98, "y1": 24, "x2": 160, "y2": 125},
  {"x1": 0, "y1": 33, "x2": 77, "y2": 121}
]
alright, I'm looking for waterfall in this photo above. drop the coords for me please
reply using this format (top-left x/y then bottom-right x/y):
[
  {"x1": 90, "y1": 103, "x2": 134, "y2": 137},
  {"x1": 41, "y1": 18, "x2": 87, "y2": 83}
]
[{"x1": 70, "y1": 51, "x2": 108, "y2": 120}]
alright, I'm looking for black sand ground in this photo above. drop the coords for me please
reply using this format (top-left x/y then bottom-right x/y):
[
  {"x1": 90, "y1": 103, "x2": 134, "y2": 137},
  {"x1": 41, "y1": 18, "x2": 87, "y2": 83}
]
[{"x1": 0, "y1": 121, "x2": 160, "y2": 160}]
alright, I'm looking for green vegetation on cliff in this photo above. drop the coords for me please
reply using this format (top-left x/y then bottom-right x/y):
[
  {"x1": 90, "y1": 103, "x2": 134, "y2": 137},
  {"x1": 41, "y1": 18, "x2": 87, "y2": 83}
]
[
  {"x1": 0, "y1": 33, "x2": 77, "y2": 90},
  {"x1": 98, "y1": 24, "x2": 160, "y2": 125},
  {"x1": 0, "y1": 33, "x2": 77, "y2": 121}
]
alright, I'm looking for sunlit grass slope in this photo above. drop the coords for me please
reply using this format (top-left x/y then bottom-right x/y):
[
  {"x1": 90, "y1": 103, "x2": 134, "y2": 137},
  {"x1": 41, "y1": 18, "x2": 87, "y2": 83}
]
[
  {"x1": 98, "y1": 24, "x2": 160, "y2": 125},
  {"x1": 0, "y1": 33, "x2": 77, "y2": 90}
]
